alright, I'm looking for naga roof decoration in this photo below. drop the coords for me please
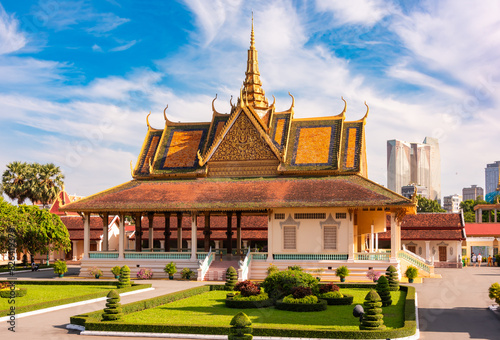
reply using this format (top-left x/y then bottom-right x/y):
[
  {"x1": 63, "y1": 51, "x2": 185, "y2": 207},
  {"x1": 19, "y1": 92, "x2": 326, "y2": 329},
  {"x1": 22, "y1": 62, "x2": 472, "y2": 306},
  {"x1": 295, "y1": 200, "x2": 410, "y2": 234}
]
[{"x1": 131, "y1": 23, "x2": 371, "y2": 179}]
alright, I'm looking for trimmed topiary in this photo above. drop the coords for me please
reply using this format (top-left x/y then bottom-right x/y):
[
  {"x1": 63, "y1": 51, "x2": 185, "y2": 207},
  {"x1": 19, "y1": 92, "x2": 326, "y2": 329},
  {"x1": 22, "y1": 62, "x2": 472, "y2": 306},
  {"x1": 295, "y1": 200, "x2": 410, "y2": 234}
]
[
  {"x1": 386, "y1": 265, "x2": 400, "y2": 291},
  {"x1": 260, "y1": 269, "x2": 318, "y2": 300},
  {"x1": 117, "y1": 265, "x2": 131, "y2": 288},
  {"x1": 275, "y1": 298, "x2": 328, "y2": 312},
  {"x1": 225, "y1": 266, "x2": 238, "y2": 291},
  {"x1": 360, "y1": 290, "x2": 385, "y2": 330},
  {"x1": 229, "y1": 312, "x2": 253, "y2": 340},
  {"x1": 375, "y1": 275, "x2": 392, "y2": 307},
  {"x1": 234, "y1": 280, "x2": 260, "y2": 297},
  {"x1": 102, "y1": 290, "x2": 123, "y2": 321}
]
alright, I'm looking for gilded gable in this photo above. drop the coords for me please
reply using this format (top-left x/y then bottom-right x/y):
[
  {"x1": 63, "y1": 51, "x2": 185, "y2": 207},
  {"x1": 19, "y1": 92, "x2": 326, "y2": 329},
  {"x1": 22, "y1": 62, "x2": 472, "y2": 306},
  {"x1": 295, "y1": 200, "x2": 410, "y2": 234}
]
[{"x1": 211, "y1": 113, "x2": 277, "y2": 162}]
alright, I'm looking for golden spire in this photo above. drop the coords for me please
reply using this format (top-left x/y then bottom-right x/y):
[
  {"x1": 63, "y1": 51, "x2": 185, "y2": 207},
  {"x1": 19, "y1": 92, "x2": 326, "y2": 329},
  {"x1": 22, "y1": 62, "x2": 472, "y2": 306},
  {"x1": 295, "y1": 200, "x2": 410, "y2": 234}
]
[{"x1": 242, "y1": 14, "x2": 269, "y2": 111}]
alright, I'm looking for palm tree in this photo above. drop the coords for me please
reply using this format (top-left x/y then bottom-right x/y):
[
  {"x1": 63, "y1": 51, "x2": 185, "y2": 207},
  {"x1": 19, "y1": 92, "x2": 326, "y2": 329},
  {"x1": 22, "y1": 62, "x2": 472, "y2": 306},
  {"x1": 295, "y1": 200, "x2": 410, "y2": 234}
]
[
  {"x1": 31, "y1": 163, "x2": 65, "y2": 208},
  {"x1": 2, "y1": 161, "x2": 31, "y2": 204}
]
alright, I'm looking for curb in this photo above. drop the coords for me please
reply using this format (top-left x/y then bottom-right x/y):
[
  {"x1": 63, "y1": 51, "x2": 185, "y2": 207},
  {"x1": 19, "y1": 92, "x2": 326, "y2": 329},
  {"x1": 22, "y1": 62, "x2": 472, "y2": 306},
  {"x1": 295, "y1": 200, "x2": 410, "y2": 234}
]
[{"x1": 0, "y1": 287, "x2": 154, "y2": 322}]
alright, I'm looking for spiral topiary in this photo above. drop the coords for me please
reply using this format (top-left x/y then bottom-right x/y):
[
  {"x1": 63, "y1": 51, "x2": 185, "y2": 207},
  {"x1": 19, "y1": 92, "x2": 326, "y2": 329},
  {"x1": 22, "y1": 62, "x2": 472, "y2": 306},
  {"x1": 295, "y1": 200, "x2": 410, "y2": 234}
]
[
  {"x1": 229, "y1": 312, "x2": 253, "y2": 340},
  {"x1": 117, "y1": 265, "x2": 131, "y2": 288},
  {"x1": 386, "y1": 265, "x2": 400, "y2": 291},
  {"x1": 225, "y1": 266, "x2": 238, "y2": 291},
  {"x1": 375, "y1": 275, "x2": 392, "y2": 307},
  {"x1": 360, "y1": 290, "x2": 385, "y2": 330},
  {"x1": 102, "y1": 290, "x2": 123, "y2": 321}
]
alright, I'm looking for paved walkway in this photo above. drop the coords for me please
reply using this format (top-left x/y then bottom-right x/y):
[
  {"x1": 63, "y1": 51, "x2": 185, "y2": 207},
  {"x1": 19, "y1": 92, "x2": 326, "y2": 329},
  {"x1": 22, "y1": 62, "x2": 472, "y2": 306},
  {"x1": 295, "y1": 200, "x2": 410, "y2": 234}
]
[{"x1": 2, "y1": 266, "x2": 500, "y2": 339}]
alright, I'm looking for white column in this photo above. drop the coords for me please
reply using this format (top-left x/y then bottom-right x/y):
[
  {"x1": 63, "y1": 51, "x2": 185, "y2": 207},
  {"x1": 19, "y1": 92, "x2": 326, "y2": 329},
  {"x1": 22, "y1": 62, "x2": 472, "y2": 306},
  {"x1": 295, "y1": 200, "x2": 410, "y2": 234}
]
[
  {"x1": 191, "y1": 213, "x2": 197, "y2": 261},
  {"x1": 375, "y1": 233, "x2": 379, "y2": 252},
  {"x1": 425, "y1": 241, "x2": 430, "y2": 261},
  {"x1": 83, "y1": 212, "x2": 90, "y2": 259},
  {"x1": 390, "y1": 214, "x2": 397, "y2": 260},
  {"x1": 187, "y1": 240, "x2": 192, "y2": 249},
  {"x1": 214, "y1": 240, "x2": 220, "y2": 249},
  {"x1": 266, "y1": 213, "x2": 273, "y2": 262},
  {"x1": 347, "y1": 217, "x2": 354, "y2": 261},
  {"x1": 97, "y1": 239, "x2": 102, "y2": 251},
  {"x1": 72, "y1": 241, "x2": 78, "y2": 261},
  {"x1": 370, "y1": 225, "x2": 374, "y2": 253},
  {"x1": 160, "y1": 240, "x2": 165, "y2": 249},
  {"x1": 118, "y1": 214, "x2": 124, "y2": 259}
]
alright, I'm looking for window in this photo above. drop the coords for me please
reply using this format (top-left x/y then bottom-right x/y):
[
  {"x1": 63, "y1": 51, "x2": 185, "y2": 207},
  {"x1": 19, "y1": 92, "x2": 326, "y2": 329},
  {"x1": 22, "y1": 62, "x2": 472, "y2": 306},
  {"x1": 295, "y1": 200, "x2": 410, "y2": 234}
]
[
  {"x1": 274, "y1": 213, "x2": 285, "y2": 220},
  {"x1": 294, "y1": 213, "x2": 326, "y2": 219},
  {"x1": 335, "y1": 213, "x2": 346, "y2": 219},
  {"x1": 283, "y1": 226, "x2": 296, "y2": 250},
  {"x1": 323, "y1": 226, "x2": 337, "y2": 250}
]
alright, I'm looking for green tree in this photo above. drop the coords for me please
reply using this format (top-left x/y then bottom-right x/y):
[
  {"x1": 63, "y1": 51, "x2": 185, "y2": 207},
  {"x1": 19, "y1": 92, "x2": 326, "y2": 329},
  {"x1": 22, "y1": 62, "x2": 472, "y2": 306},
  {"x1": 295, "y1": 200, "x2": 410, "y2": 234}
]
[
  {"x1": 460, "y1": 198, "x2": 493, "y2": 223},
  {"x1": 416, "y1": 195, "x2": 446, "y2": 213},
  {"x1": 2, "y1": 161, "x2": 31, "y2": 204},
  {"x1": 16, "y1": 205, "x2": 71, "y2": 257},
  {"x1": 0, "y1": 197, "x2": 25, "y2": 254},
  {"x1": 31, "y1": 163, "x2": 64, "y2": 208}
]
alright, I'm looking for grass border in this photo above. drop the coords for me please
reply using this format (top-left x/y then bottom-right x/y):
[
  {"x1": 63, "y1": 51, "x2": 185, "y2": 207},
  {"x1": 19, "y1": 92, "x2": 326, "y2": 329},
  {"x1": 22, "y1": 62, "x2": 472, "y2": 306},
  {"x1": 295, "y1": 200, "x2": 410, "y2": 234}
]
[
  {"x1": 71, "y1": 284, "x2": 416, "y2": 339},
  {"x1": 0, "y1": 281, "x2": 151, "y2": 317}
]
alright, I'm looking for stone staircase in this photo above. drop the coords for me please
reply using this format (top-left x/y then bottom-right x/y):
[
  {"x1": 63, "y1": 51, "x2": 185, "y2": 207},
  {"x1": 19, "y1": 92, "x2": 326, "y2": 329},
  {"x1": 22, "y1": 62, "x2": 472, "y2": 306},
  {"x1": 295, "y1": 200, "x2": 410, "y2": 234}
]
[{"x1": 204, "y1": 258, "x2": 240, "y2": 281}]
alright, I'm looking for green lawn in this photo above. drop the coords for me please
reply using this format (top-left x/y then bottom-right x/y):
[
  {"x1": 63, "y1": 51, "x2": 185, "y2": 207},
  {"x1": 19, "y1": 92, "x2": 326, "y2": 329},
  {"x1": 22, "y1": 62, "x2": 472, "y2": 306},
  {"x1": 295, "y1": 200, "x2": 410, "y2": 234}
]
[{"x1": 120, "y1": 289, "x2": 405, "y2": 331}]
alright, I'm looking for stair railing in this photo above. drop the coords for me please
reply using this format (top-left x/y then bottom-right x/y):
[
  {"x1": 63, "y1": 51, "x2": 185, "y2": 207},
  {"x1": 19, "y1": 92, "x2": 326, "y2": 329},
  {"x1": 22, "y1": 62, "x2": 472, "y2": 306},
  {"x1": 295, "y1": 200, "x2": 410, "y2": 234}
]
[
  {"x1": 197, "y1": 247, "x2": 213, "y2": 281},
  {"x1": 238, "y1": 248, "x2": 252, "y2": 281}
]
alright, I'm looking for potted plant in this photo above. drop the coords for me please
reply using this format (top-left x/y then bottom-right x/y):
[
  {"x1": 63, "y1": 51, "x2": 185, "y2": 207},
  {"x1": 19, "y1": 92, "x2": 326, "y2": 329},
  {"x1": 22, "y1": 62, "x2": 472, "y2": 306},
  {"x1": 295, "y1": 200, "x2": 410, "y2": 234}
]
[
  {"x1": 405, "y1": 265, "x2": 418, "y2": 283},
  {"x1": 181, "y1": 267, "x2": 195, "y2": 280},
  {"x1": 89, "y1": 266, "x2": 103, "y2": 279},
  {"x1": 111, "y1": 266, "x2": 121, "y2": 279},
  {"x1": 164, "y1": 262, "x2": 177, "y2": 280},
  {"x1": 53, "y1": 260, "x2": 67, "y2": 278},
  {"x1": 335, "y1": 266, "x2": 350, "y2": 282}
]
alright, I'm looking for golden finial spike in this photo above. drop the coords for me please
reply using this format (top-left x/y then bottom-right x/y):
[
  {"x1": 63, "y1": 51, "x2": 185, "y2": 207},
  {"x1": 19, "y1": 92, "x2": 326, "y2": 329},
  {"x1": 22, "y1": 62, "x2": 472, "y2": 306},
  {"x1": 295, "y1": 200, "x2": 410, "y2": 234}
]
[
  {"x1": 363, "y1": 101, "x2": 369, "y2": 120},
  {"x1": 251, "y1": 12, "x2": 255, "y2": 49},
  {"x1": 146, "y1": 112, "x2": 151, "y2": 128},
  {"x1": 239, "y1": 85, "x2": 244, "y2": 108},
  {"x1": 130, "y1": 160, "x2": 134, "y2": 177}
]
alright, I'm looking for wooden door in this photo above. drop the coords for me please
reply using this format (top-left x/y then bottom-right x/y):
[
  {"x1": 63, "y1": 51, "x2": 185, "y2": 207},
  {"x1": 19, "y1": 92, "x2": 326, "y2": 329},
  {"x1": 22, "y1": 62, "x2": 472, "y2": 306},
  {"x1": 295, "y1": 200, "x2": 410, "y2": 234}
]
[
  {"x1": 439, "y1": 246, "x2": 447, "y2": 262},
  {"x1": 407, "y1": 245, "x2": 416, "y2": 254}
]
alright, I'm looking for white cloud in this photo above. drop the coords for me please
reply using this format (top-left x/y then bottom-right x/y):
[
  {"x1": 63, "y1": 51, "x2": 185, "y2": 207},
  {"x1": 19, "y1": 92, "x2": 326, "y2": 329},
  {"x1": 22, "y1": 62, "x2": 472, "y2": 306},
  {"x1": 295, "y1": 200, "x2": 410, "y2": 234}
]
[
  {"x1": 110, "y1": 39, "x2": 137, "y2": 52},
  {"x1": 87, "y1": 13, "x2": 130, "y2": 34},
  {"x1": 92, "y1": 43, "x2": 102, "y2": 52},
  {"x1": 315, "y1": 0, "x2": 393, "y2": 26},
  {"x1": 0, "y1": 3, "x2": 27, "y2": 54}
]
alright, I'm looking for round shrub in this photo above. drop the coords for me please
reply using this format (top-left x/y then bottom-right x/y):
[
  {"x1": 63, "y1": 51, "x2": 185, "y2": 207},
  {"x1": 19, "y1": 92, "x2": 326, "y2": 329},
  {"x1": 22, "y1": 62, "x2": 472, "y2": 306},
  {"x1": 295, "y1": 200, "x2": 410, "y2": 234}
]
[
  {"x1": 225, "y1": 266, "x2": 238, "y2": 291},
  {"x1": 117, "y1": 265, "x2": 131, "y2": 288},
  {"x1": 229, "y1": 312, "x2": 253, "y2": 340},
  {"x1": 319, "y1": 283, "x2": 340, "y2": 294},
  {"x1": 260, "y1": 269, "x2": 318, "y2": 300},
  {"x1": 275, "y1": 298, "x2": 327, "y2": 312},
  {"x1": 102, "y1": 290, "x2": 123, "y2": 321},
  {"x1": 226, "y1": 293, "x2": 274, "y2": 309},
  {"x1": 283, "y1": 294, "x2": 318, "y2": 304},
  {"x1": 288, "y1": 265, "x2": 302, "y2": 271},
  {"x1": 318, "y1": 291, "x2": 343, "y2": 299},
  {"x1": 234, "y1": 280, "x2": 260, "y2": 297},
  {"x1": 375, "y1": 275, "x2": 392, "y2": 307},
  {"x1": 292, "y1": 286, "x2": 313, "y2": 299},
  {"x1": 321, "y1": 294, "x2": 353, "y2": 305},
  {"x1": 360, "y1": 290, "x2": 385, "y2": 330},
  {"x1": 386, "y1": 265, "x2": 400, "y2": 291}
]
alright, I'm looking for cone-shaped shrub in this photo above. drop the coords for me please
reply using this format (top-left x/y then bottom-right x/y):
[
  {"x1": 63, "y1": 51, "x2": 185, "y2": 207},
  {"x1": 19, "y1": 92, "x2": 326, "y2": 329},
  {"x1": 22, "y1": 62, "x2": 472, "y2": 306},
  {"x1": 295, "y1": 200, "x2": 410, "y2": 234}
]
[
  {"x1": 229, "y1": 312, "x2": 253, "y2": 340},
  {"x1": 225, "y1": 266, "x2": 238, "y2": 291},
  {"x1": 375, "y1": 275, "x2": 392, "y2": 307},
  {"x1": 117, "y1": 265, "x2": 131, "y2": 288},
  {"x1": 102, "y1": 290, "x2": 123, "y2": 321},
  {"x1": 360, "y1": 290, "x2": 385, "y2": 330},
  {"x1": 386, "y1": 265, "x2": 399, "y2": 291}
]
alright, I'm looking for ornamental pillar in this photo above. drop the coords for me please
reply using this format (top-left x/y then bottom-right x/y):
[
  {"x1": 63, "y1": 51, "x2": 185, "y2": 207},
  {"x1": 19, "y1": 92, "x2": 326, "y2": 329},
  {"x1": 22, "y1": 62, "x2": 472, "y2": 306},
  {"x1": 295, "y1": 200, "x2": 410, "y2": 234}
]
[
  {"x1": 135, "y1": 213, "x2": 142, "y2": 252},
  {"x1": 177, "y1": 212, "x2": 183, "y2": 251},
  {"x1": 425, "y1": 241, "x2": 430, "y2": 261},
  {"x1": 83, "y1": 212, "x2": 90, "y2": 259},
  {"x1": 72, "y1": 240, "x2": 78, "y2": 261},
  {"x1": 204, "y1": 212, "x2": 211, "y2": 252},
  {"x1": 148, "y1": 212, "x2": 154, "y2": 250},
  {"x1": 226, "y1": 212, "x2": 233, "y2": 255},
  {"x1": 370, "y1": 225, "x2": 374, "y2": 253},
  {"x1": 390, "y1": 214, "x2": 398, "y2": 260},
  {"x1": 267, "y1": 212, "x2": 273, "y2": 262},
  {"x1": 118, "y1": 214, "x2": 124, "y2": 259},
  {"x1": 191, "y1": 213, "x2": 198, "y2": 261},
  {"x1": 102, "y1": 212, "x2": 109, "y2": 251},
  {"x1": 236, "y1": 212, "x2": 242, "y2": 255},
  {"x1": 164, "y1": 212, "x2": 171, "y2": 252}
]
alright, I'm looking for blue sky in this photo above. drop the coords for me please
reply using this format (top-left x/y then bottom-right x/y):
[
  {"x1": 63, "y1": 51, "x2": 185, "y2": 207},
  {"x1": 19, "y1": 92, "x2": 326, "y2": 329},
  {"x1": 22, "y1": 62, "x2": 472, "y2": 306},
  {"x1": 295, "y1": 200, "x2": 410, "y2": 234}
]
[{"x1": 1, "y1": 0, "x2": 499, "y2": 201}]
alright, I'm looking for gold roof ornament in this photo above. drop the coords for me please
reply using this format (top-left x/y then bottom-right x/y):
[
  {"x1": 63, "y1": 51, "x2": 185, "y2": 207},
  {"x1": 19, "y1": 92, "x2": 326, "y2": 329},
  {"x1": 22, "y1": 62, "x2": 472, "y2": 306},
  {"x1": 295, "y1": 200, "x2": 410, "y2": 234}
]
[{"x1": 242, "y1": 14, "x2": 269, "y2": 112}]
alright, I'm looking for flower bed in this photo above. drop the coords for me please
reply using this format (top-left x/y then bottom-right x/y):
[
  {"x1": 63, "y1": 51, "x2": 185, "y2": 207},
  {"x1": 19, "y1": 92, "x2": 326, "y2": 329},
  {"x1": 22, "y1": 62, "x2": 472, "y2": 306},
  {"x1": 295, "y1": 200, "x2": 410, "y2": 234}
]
[{"x1": 0, "y1": 287, "x2": 28, "y2": 298}]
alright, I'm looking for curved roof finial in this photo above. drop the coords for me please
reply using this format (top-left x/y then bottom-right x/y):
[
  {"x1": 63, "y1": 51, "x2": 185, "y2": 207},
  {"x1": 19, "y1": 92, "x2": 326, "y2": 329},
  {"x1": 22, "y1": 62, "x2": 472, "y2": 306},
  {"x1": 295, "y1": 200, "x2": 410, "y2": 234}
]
[
  {"x1": 163, "y1": 105, "x2": 169, "y2": 121},
  {"x1": 146, "y1": 112, "x2": 151, "y2": 129},
  {"x1": 363, "y1": 101, "x2": 369, "y2": 120},
  {"x1": 212, "y1": 94, "x2": 220, "y2": 115},
  {"x1": 288, "y1": 92, "x2": 295, "y2": 111},
  {"x1": 230, "y1": 95, "x2": 234, "y2": 108},
  {"x1": 340, "y1": 96, "x2": 347, "y2": 116},
  {"x1": 270, "y1": 95, "x2": 276, "y2": 108},
  {"x1": 239, "y1": 85, "x2": 245, "y2": 108}
]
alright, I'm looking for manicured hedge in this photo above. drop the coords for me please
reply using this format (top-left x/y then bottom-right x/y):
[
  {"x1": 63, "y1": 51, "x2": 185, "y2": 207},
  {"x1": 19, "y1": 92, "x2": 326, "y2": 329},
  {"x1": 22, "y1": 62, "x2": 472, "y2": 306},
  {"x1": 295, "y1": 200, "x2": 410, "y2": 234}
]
[
  {"x1": 0, "y1": 287, "x2": 28, "y2": 298},
  {"x1": 0, "y1": 283, "x2": 149, "y2": 317},
  {"x1": 321, "y1": 294, "x2": 353, "y2": 305},
  {"x1": 0, "y1": 280, "x2": 123, "y2": 286},
  {"x1": 275, "y1": 298, "x2": 328, "y2": 312},
  {"x1": 71, "y1": 285, "x2": 417, "y2": 339},
  {"x1": 225, "y1": 297, "x2": 274, "y2": 309}
]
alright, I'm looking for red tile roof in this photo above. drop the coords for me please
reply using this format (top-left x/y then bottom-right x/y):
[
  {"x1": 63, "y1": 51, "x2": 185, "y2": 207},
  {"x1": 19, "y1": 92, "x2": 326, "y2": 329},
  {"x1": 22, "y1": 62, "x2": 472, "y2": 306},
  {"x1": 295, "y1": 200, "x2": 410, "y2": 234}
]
[
  {"x1": 49, "y1": 191, "x2": 79, "y2": 216},
  {"x1": 60, "y1": 175, "x2": 413, "y2": 213},
  {"x1": 379, "y1": 213, "x2": 465, "y2": 241},
  {"x1": 60, "y1": 215, "x2": 118, "y2": 241},
  {"x1": 465, "y1": 223, "x2": 500, "y2": 236}
]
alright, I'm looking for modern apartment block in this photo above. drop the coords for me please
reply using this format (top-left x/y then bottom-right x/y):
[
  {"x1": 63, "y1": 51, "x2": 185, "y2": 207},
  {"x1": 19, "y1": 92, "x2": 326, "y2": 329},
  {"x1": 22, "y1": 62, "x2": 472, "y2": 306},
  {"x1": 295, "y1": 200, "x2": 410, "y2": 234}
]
[
  {"x1": 462, "y1": 185, "x2": 484, "y2": 201},
  {"x1": 443, "y1": 194, "x2": 462, "y2": 213},
  {"x1": 485, "y1": 161, "x2": 500, "y2": 195},
  {"x1": 387, "y1": 137, "x2": 441, "y2": 203},
  {"x1": 401, "y1": 184, "x2": 429, "y2": 199}
]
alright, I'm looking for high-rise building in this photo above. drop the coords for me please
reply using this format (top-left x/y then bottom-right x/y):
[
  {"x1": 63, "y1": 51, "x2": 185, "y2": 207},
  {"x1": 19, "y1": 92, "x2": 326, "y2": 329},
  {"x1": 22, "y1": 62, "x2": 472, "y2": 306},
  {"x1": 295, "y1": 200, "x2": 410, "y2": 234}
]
[
  {"x1": 387, "y1": 137, "x2": 441, "y2": 203},
  {"x1": 462, "y1": 185, "x2": 484, "y2": 201},
  {"x1": 443, "y1": 194, "x2": 462, "y2": 213},
  {"x1": 401, "y1": 184, "x2": 428, "y2": 199},
  {"x1": 485, "y1": 161, "x2": 500, "y2": 195}
]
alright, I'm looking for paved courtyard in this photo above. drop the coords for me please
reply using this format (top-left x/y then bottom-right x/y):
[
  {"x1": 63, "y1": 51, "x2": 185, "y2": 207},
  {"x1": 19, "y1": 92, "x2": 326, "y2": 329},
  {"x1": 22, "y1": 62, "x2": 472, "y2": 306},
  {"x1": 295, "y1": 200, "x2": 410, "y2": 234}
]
[{"x1": 1, "y1": 266, "x2": 500, "y2": 339}]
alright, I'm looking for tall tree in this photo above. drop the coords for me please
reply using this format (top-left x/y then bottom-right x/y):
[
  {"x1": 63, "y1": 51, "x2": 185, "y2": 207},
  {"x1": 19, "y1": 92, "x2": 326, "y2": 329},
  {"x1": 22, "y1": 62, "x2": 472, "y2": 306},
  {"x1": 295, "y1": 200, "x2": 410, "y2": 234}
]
[
  {"x1": 0, "y1": 197, "x2": 25, "y2": 254},
  {"x1": 416, "y1": 195, "x2": 446, "y2": 213},
  {"x1": 31, "y1": 163, "x2": 64, "y2": 208},
  {"x1": 2, "y1": 161, "x2": 31, "y2": 204}
]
